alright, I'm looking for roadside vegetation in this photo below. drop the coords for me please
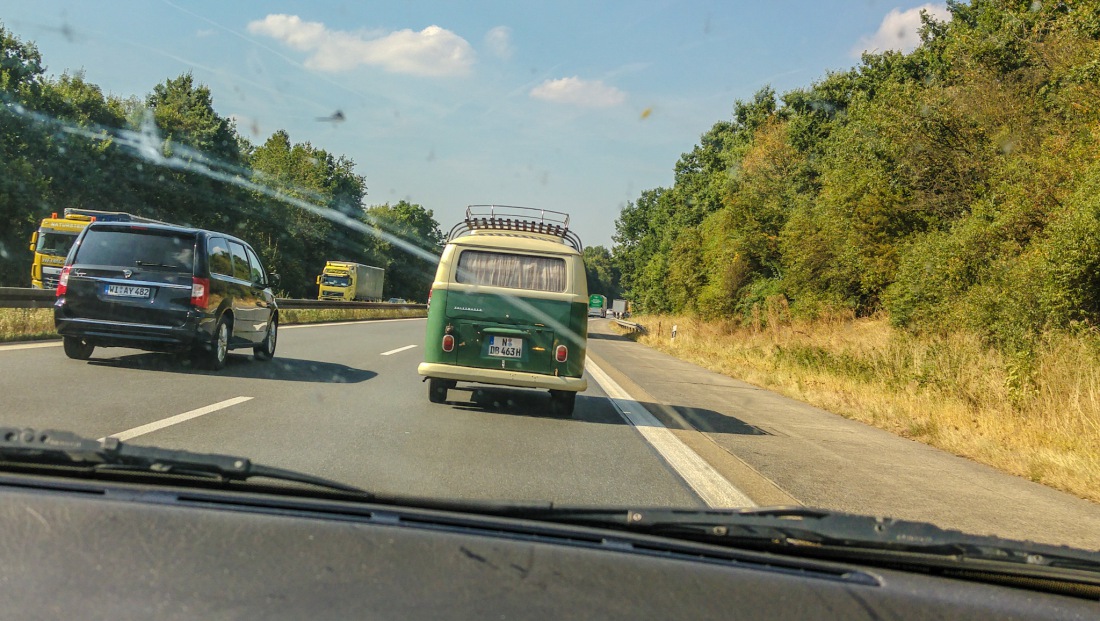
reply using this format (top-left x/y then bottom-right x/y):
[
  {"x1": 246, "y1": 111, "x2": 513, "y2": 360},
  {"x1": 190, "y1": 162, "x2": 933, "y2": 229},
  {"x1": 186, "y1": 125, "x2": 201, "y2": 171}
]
[
  {"x1": 0, "y1": 309, "x2": 55, "y2": 342},
  {"x1": 0, "y1": 24, "x2": 443, "y2": 300},
  {"x1": 592, "y1": 3, "x2": 1100, "y2": 503},
  {"x1": 0, "y1": 307, "x2": 425, "y2": 343},
  {"x1": 279, "y1": 307, "x2": 426, "y2": 325},
  {"x1": 620, "y1": 312, "x2": 1100, "y2": 503}
]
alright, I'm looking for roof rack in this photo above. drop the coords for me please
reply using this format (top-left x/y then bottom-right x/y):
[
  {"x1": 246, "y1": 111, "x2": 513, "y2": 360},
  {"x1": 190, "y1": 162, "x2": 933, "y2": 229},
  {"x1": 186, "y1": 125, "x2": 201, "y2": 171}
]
[{"x1": 447, "y1": 205, "x2": 583, "y2": 252}]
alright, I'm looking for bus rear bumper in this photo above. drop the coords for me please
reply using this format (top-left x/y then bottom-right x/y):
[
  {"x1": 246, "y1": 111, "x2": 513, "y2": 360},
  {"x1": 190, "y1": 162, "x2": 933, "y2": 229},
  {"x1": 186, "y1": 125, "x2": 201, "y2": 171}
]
[{"x1": 418, "y1": 362, "x2": 587, "y2": 393}]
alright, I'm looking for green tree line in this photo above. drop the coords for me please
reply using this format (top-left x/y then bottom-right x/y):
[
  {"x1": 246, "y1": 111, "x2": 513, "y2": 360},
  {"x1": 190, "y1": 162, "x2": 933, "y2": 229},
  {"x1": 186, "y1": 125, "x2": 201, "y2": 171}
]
[
  {"x1": 0, "y1": 23, "x2": 442, "y2": 300},
  {"x1": 613, "y1": 0, "x2": 1100, "y2": 354}
]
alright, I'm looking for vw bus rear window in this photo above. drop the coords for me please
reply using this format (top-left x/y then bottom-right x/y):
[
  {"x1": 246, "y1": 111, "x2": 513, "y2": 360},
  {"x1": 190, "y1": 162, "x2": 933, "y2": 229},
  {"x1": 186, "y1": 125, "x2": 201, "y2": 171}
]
[{"x1": 455, "y1": 250, "x2": 567, "y2": 293}]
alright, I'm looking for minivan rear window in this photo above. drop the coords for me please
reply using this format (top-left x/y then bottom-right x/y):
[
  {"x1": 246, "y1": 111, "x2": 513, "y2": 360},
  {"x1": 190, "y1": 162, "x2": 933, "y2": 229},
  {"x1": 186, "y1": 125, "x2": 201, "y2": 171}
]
[
  {"x1": 455, "y1": 250, "x2": 567, "y2": 292},
  {"x1": 75, "y1": 229, "x2": 195, "y2": 272}
]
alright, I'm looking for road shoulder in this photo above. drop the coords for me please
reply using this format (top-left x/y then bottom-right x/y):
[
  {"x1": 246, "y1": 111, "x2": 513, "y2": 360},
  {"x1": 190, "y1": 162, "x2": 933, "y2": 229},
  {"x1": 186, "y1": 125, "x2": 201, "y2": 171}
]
[{"x1": 585, "y1": 320, "x2": 1100, "y2": 550}]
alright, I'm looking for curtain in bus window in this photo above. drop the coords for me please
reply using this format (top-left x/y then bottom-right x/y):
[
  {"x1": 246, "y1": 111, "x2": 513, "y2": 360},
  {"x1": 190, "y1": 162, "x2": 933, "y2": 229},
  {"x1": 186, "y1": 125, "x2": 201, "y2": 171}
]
[{"x1": 456, "y1": 250, "x2": 566, "y2": 292}]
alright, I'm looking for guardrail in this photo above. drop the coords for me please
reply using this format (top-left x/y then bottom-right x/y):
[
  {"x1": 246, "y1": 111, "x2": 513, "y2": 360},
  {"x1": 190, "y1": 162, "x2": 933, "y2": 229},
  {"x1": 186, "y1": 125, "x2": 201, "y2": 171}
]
[
  {"x1": 0, "y1": 287, "x2": 426, "y2": 311},
  {"x1": 0, "y1": 287, "x2": 55, "y2": 309},
  {"x1": 276, "y1": 299, "x2": 426, "y2": 310},
  {"x1": 613, "y1": 318, "x2": 646, "y2": 333}
]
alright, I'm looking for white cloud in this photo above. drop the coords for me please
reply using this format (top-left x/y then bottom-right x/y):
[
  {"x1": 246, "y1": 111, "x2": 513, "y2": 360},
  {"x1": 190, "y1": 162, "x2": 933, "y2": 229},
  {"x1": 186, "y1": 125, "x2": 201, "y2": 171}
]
[
  {"x1": 851, "y1": 3, "x2": 951, "y2": 57},
  {"x1": 485, "y1": 26, "x2": 513, "y2": 60},
  {"x1": 247, "y1": 14, "x2": 475, "y2": 77},
  {"x1": 529, "y1": 77, "x2": 626, "y2": 108}
]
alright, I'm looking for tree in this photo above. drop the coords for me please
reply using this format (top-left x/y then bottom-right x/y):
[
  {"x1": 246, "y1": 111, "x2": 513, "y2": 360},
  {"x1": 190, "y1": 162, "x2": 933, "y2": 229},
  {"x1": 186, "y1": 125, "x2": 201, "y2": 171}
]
[
  {"x1": 248, "y1": 130, "x2": 369, "y2": 297},
  {"x1": 0, "y1": 23, "x2": 47, "y2": 285},
  {"x1": 582, "y1": 245, "x2": 619, "y2": 300},
  {"x1": 363, "y1": 201, "x2": 443, "y2": 301}
]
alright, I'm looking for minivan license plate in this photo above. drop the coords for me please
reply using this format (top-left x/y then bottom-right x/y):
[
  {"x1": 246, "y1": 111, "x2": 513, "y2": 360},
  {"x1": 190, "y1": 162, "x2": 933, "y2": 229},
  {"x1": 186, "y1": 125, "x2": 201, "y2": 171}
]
[
  {"x1": 105, "y1": 284, "x2": 151, "y2": 298},
  {"x1": 487, "y1": 336, "x2": 523, "y2": 358}
]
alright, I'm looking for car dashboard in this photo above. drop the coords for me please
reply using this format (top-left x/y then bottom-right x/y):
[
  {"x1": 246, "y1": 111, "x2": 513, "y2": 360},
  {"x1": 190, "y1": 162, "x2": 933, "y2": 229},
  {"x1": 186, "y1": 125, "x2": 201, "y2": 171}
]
[{"x1": 1, "y1": 473, "x2": 1097, "y2": 620}]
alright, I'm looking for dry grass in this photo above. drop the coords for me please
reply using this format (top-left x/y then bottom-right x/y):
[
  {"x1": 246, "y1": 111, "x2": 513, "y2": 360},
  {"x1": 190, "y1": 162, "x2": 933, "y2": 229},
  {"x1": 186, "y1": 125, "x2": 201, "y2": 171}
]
[
  {"x1": 279, "y1": 307, "x2": 426, "y2": 324},
  {"x1": 0, "y1": 307, "x2": 426, "y2": 343},
  {"x1": 0, "y1": 308, "x2": 56, "y2": 342},
  {"x1": 626, "y1": 313, "x2": 1100, "y2": 503}
]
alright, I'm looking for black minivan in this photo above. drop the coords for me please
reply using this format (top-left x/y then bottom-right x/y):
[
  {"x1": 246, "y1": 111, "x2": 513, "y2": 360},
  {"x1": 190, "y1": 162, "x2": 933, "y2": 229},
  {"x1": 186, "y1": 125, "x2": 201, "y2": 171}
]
[{"x1": 54, "y1": 222, "x2": 279, "y2": 370}]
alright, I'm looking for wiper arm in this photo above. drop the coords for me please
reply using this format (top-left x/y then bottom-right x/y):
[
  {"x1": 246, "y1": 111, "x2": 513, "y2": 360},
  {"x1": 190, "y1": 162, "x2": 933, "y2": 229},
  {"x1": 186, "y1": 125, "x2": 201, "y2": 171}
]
[
  {"x1": 0, "y1": 428, "x2": 366, "y2": 495},
  {"x1": 498, "y1": 505, "x2": 1100, "y2": 575},
  {"x1": 134, "y1": 260, "x2": 178, "y2": 269}
]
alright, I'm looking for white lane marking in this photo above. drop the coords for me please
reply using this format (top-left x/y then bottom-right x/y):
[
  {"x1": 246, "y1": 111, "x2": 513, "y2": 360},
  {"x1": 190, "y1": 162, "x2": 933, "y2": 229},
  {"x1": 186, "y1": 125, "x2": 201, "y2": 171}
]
[
  {"x1": 101, "y1": 396, "x2": 253, "y2": 442},
  {"x1": 585, "y1": 358, "x2": 756, "y2": 509},
  {"x1": 0, "y1": 341, "x2": 62, "y2": 352},
  {"x1": 380, "y1": 344, "x2": 417, "y2": 356},
  {"x1": 282, "y1": 317, "x2": 425, "y2": 330}
]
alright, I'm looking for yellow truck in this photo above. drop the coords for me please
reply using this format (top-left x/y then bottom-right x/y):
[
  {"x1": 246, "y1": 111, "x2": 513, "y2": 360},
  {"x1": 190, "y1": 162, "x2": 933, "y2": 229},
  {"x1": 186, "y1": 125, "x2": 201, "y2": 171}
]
[
  {"x1": 28, "y1": 209, "x2": 165, "y2": 289},
  {"x1": 316, "y1": 261, "x2": 385, "y2": 302}
]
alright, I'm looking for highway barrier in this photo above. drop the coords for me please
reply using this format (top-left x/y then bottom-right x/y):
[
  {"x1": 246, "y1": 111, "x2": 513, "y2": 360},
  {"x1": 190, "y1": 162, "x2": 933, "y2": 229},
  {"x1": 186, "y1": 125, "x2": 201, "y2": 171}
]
[
  {"x1": 0, "y1": 287, "x2": 55, "y2": 309},
  {"x1": 0, "y1": 287, "x2": 426, "y2": 311},
  {"x1": 614, "y1": 318, "x2": 646, "y2": 333}
]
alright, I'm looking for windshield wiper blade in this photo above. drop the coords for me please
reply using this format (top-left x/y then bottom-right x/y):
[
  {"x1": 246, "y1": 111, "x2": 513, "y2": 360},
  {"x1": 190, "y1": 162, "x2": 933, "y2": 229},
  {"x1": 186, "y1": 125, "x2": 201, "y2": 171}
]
[
  {"x1": 496, "y1": 506, "x2": 1100, "y2": 573},
  {"x1": 134, "y1": 260, "x2": 177, "y2": 269},
  {"x1": 0, "y1": 428, "x2": 366, "y2": 495}
]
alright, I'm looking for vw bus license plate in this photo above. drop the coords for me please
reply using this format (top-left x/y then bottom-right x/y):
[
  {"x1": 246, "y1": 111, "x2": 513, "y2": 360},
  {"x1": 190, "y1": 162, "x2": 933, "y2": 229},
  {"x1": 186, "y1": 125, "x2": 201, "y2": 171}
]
[{"x1": 488, "y1": 336, "x2": 523, "y2": 358}]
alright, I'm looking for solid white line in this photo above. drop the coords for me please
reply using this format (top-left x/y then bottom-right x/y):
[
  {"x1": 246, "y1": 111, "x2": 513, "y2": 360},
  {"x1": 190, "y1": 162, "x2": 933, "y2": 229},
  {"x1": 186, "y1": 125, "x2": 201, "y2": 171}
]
[
  {"x1": 0, "y1": 341, "x2": 62, "y2": 352},
  {"x1": 380, "y1": 344, "x2": 417, "y2": 356},
  {"x1": 281, "y1": 317, "x2": 425, "y2": 330},
  {"x1": 585, "y1": 358, "x2": 756, "y2": 509},
  {"x1": 102, "y1": 396, "x2": 253, "y2": 442}
]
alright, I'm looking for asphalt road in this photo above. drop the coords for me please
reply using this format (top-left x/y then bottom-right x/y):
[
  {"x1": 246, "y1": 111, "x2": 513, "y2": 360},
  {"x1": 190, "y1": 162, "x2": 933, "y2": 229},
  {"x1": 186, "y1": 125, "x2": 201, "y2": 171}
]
[{"x1": 3, "y1": 317, "x2": 1100, "y2": 550}]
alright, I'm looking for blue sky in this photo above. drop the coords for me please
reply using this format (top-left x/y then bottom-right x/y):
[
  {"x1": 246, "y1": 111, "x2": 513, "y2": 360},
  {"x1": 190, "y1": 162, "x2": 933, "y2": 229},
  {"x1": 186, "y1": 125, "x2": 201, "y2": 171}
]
[{"x1": 3, "y1": 1, "x2": 949, "y2": 247}]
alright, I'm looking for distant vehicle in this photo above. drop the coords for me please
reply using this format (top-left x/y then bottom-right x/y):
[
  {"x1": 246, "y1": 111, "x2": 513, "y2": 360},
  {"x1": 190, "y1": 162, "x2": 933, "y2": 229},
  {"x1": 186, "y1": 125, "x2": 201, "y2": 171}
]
[
  {"x1": 316, "y1": 261, "x2": 384, "y2": 301},
  {"x1": 419, "y1": 205, "x2": 588, "y2": 417},
  {"x1": 611, "y1": 298, "x2": 629, "y2": 317},
  {"x1": 28, "y1": 208, "x2": 166, "y2": 289},
  {"x1": 54, "y1": 221, "x2": 279, "y2": 370},
  {"x1": 386, "y1": 297, "x2": 408, "y2": 304},
  {"x1": 587, "y1": 294, "x2": 607, "y2": 318}
]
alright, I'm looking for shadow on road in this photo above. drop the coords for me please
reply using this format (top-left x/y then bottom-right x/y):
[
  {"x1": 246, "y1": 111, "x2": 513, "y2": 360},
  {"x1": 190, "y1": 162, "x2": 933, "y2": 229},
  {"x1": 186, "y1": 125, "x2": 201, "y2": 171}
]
[
  {"x1": 586, "y1": 330, "x2": 638, "y2": 343},
  {"x1": 445, "y1": 387, "x2": 610, "y2": 421},
  {"x1": 87, "y1": 352, "x2": 377, "y2": 383},
  {"x1": 442, "y1": 386, "x2": 765, "y2": 435}
]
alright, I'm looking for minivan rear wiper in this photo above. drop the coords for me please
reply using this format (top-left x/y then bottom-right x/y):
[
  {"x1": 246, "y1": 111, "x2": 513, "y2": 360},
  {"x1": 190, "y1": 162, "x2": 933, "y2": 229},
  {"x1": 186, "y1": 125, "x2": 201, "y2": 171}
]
[
  {"x1": 133, "y1": 260, "x2": 178, "y2": 269},
  {"x1": 0, "y1": 428, "x2": 367, "y2": 495}
]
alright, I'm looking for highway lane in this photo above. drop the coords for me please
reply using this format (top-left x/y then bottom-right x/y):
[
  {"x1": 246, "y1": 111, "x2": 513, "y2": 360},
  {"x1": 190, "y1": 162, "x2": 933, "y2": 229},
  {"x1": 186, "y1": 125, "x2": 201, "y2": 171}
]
[
  {"x1": 0, "y1": 318, "x2": 700, "y2": 507},
  {"x1": 5, "y1": 317, "x2": 1100, "y2": 550}
]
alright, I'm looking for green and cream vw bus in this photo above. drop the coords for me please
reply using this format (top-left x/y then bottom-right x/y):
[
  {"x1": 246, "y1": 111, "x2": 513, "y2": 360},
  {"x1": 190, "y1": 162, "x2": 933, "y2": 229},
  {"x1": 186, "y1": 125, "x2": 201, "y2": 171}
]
[{"x1": 418, "y1": 206, "x2": 588, "y2": 416}]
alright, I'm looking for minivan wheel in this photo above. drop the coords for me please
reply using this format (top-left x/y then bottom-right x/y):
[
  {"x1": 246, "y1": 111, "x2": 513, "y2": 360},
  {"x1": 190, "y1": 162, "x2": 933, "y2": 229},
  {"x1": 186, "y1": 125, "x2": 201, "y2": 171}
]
[
  {"x1": 548, "y1": 390, "x2": 577, "y2": 417},
  {"x1": 254, "y1": 317, "x2": 277, "y2": 361},
  {"x1": 428, "y1": 378, "x2": 449, "y2": 404},
  {"x1": 62, "y1": 336, "x2": 95, "y2": 360},
  {"x1": 206, "y1": 317, "x2": 231, "y2": 370}
]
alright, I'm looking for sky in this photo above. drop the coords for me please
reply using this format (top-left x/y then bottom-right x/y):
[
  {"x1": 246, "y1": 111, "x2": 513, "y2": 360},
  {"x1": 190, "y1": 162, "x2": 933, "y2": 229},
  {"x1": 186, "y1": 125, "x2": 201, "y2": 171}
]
[{"x1": 2, "y1": 1, "x2": 950, "y2": 247}]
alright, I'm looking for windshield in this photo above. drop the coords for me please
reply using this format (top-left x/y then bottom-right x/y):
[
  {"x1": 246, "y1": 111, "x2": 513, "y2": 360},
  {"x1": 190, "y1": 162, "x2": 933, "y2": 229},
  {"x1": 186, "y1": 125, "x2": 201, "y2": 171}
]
[
  {"x1": 321, "y1": 275, "x2": 350, "y2": 287},
  {"x1": 3, "y1": 0, "x2": 1100, "y2": 560},
  {"x1": 35, "y1": 231, "x2": 78, "y2": 257}
]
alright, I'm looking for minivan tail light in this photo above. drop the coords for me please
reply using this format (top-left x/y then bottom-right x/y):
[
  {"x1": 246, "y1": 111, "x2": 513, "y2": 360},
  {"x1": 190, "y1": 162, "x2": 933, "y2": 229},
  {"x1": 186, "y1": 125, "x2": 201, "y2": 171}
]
[
  {"x1": 555, "y1": 345, "x2": 568, "y2": 363},
  {"x1": 441, "y1": 334, "x2": 455, "y2": 352},
  {"x1": 191, "y1": 276, "x2": 210, "y2": 308},
  {"x1": 56, "y1": 266, "x2": 71, "y2": 297}
]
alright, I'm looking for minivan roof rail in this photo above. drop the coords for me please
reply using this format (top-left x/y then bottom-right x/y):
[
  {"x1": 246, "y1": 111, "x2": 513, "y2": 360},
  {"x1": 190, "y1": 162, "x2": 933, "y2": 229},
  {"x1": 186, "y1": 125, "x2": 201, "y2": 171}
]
[{"x1": 448, "y1": 205, "x2": 583, "y2": 252}]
